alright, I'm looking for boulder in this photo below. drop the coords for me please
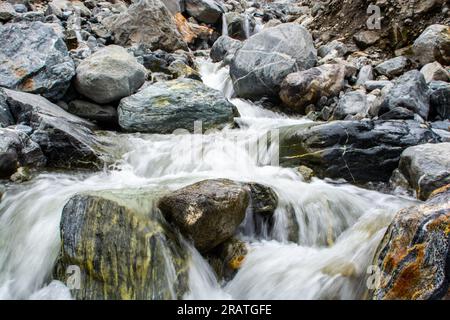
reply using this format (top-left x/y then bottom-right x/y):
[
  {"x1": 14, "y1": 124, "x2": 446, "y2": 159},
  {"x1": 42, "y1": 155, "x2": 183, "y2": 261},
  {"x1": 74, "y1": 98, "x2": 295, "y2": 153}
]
[
  {"x1": 75, "y1": 45, "x2": 146, "y2": 104},
  {"x1": 372, "y1": 185, "x2": 450, "y2": 300},
  {"x1": 118, "y1": 78, "x2": 238, "y2": 134},
  {"x1": 429, "y1": 81, "x2": 450, "y2": 120},
  {"x1": 380, "y1": 70, "x2": 430, "y2": 120},
  {"x1": 46, "y1": 0, "x2": 91, "y2": 17},
  {"x1": 210, "y1": 35, "x2": 243, "y2": 63},
  {"x1": 412, "y1": 24, "x2": 450, "y2": 66},
  {"x1": 353, "y1": 31, "x2": 380, "y2": 49},
  {"x1": 356, "y1": 65, "x2": 374, "y2": 86},
  {"x1": 279, "y1": 120, "x2": 439, "y2": 183},
  {"x1": 0, "y1": 127, "x2": 46, "y2": 178},
  {"x1": 364, "y1": 80, "x2": 393, "y2": 91},
  {"x1": 0, "y1": 1, "x2": 16, "y2": 22},
  {"x1": 374, "y1": 56, "x2": 410, "y2": 78},
  {"x1": 317, "y1": 40, "x2": 348, "y2": 58},
  {"x1": 158, "y1": 179, "x2": 250, "y2": 252},
  {"x1": 0, "y1": 88, "x2": 104, "y2": 168},
  {"x1": 102, "y1": 0, "x2": 187, "y2": 52},
  {"x1": 185, "y1": 0, "x2": 223, "y2": 24},
  {"x1": 55, "y1": 190, "x2": 189, "y2": 299},
  {"x1": 279, "y1": 63, "x2": 346, "y2": 113},
  {"x1": 420, "y1": 62, "x2": 450, "y2": 83},
  {"x1": 67, "y1": 100, "x2": 118, "y2": 126},
  {"x1": 230, "y1": 23, "x2": 317, "y2": 99},
  {"x1": 0, "y1": 22, "x2": 75, "y2": 100},
  {"x1": 397, "y1": 143, "x2": 450, "y2": 200},
  {"x1": 333, "y1": 91, "x2": 368, "y2": 120}
]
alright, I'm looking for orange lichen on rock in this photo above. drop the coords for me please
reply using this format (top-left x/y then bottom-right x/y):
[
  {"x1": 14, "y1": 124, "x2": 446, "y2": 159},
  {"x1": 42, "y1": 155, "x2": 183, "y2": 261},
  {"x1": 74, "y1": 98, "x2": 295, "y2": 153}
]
[
  {"x1": 174, "y1": 12, "x2": 213, "y2": 44},
  {"x1": 429, "y1": 184, "x2": 450, "y2": 199},
  {"x1": 229, "y1": 255, "x2": 245, "y2": 270},
  {"x1": 384, "y1": 243, "x2": 426, "y2": 300},
  {"x1": 20, "y1": 78, "x2": 35, "y2": 91}
]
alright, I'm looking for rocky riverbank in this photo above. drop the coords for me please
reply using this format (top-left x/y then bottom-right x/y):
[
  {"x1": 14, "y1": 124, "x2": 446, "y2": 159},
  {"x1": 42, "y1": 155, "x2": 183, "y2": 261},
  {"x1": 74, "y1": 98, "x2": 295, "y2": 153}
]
[{"x1": 0, "y1": 0, "x2": 449, "y2": 300}]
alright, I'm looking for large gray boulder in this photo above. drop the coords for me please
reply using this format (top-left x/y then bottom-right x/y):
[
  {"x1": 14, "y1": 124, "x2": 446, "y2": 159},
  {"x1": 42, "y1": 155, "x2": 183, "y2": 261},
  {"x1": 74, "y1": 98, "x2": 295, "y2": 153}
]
[
  {"x1": 0, "y1": 22, "x2": 75, "y2": 100},
  {"x1": 412, "y1": 24, "x2": 450, "y2": 66},
  {"x1": 75, "y1": 45, "x2": 146, "y2": 104},
  {"x1": 158, "y1": 179, "x2": 249, "y2": 252},
  {"x1": 372, "y1": 185, "x2": 450, "y2": 300},
  {"x1": 55, "y1": 190, "x2": 189, "y2": 300},
  {"x1": 279, "y1": 120, "x2": 439, "y2": 183},
  {"x1": 279, "y1": 63, "x2": 346, "y2": 113},
  {"x1": 230, "y1": 23, "x2": 317, "y2": 99},
  {"x1": 397, "y1": 143, "x2": 450, "y2": 200},
  {"x1": 118, "y1": 78, "x2": 238, "y2": 134},
  {"x1": 102, "y1": 0, "x2": 187, "y2": 52},
  {"x1": 380, "y1": 70, "x2": 430, "y2": 120},
  {"x1": 185, "y1": 0, "x2": 223, "y2": 24},
  {"x1": 0, "y1": 88, "x2": 104, "y2": 168}
]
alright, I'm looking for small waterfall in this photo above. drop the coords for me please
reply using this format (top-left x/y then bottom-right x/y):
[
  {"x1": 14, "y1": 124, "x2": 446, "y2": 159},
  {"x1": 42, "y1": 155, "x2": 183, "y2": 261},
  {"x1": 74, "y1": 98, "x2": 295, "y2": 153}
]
[
  {"x1": 0, "y1": 58, "x2": 416, "y2": 300},
  {"x1": 221, "y1": 14, "x2": 228, "y2": 36},
  {"x1": 243, "y1": 13, "x2": 251, "y2": 39}
]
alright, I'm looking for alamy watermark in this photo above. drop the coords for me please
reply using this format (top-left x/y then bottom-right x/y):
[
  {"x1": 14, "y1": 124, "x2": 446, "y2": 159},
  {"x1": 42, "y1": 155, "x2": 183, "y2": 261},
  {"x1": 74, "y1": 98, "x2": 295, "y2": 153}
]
[
  {"x1": 366, "y1": 5, "x2": 382, "y2": 30},
  {"x1": 66, "y1": 265, "x2": 81, "y2": 290}
]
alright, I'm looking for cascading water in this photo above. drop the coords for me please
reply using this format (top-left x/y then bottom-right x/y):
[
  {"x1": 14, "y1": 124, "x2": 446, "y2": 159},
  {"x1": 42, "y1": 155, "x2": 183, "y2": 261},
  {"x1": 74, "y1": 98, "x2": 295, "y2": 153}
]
[
  {"x1": 221, "y1": 14, "x2": 228, "y2": 36},
  {"x1": 243, "y1": 13, "x2": 251, "y2": 39},
  {"x1": 0, "y1": 58, "x2": 417, "y2": 300}
]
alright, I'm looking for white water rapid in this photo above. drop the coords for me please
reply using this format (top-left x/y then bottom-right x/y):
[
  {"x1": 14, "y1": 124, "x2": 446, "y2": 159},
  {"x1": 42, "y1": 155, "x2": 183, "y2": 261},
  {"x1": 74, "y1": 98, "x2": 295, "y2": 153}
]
[{"x1": 0, "y1": 59, "x2": 417, "y2": 300}]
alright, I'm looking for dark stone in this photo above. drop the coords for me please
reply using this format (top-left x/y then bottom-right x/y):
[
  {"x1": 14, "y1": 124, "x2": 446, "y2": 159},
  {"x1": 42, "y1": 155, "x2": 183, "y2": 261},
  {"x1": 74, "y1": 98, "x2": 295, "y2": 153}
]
[
  {"x1": 279, "y1": 120, "x2": 440, "y2": 183},
  {"x1": 1, "y1": 88, "x2": 104, "y2": 168},
  {"x1": 429, "y1": 81, "x2": 450, "y2": 120},
  {"x1": 158, "y1": 179, "x2": 250, "y2": 252}
]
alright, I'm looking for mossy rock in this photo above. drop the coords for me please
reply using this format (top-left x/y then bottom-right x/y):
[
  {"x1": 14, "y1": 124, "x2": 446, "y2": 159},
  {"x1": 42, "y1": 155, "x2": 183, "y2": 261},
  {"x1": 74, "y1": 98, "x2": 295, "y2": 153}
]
[{"x1": 54, "y1": 189, "x2": 189, "y2": 300}]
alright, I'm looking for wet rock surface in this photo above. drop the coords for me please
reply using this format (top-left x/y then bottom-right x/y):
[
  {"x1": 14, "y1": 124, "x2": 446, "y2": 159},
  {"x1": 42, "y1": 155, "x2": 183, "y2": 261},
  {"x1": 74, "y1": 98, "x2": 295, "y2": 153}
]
[
  {"x1": 55, "y1": 190, "x2": 189, "y2": 300},
  {"x1": 372, "y1": 185, "x2": 450, "y2": 300},
  {"x1": 158, "y1": 179, "x2": 250, "y2": 252},
  {"x1": 118, "y1": 78, "x2": 238, "y2": 134},
  {"x1": 279, "y1": 120, "x2": 440, "y2": 183}
]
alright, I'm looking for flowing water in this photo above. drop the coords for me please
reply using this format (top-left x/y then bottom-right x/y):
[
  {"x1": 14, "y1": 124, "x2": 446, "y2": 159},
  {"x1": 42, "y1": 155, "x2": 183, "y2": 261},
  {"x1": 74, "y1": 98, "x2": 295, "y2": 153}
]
[{"x1": 0, "y1": 59, "x2": 417, "y2": 300}]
